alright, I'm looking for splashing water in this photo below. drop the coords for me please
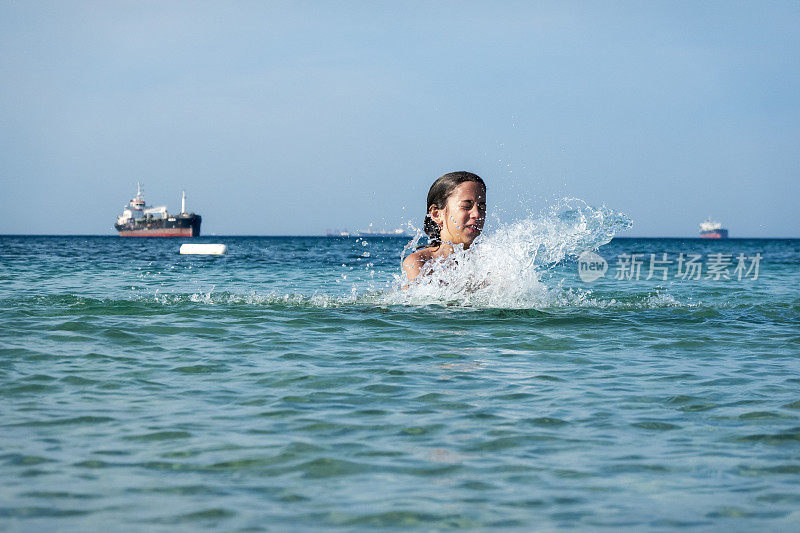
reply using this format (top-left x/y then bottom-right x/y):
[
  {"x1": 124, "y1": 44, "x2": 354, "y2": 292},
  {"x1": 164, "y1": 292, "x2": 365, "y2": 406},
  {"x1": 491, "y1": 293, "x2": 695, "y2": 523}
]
[
  {"x1": 386, "y1": 198, "x2": 633, "y2": 308},
  {"x1": 84, "y1": 199, "x2": 633, "y2": 310}
]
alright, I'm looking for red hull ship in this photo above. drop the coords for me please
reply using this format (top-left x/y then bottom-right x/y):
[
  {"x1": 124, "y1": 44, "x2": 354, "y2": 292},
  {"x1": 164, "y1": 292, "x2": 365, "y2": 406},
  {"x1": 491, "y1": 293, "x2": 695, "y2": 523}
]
[
  {"x1": 699, "y1": 217, "x2": 728, "y2": 239},
  {"x1": 115, "y1": 184, "x2": 201, "y2": 237}
]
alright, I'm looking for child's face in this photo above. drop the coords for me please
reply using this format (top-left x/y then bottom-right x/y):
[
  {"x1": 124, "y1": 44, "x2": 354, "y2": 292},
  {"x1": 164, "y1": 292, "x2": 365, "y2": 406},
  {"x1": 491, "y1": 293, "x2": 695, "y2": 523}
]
[{"x1": 433, "y1": 181, "x2": 486, "y2": 247}]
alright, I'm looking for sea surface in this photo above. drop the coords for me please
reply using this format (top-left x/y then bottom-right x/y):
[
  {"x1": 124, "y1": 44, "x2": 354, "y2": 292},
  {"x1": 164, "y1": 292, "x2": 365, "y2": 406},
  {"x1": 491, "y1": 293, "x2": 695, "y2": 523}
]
[{"x1": 2, "y1": 229, "x2": 800, "y2": 531}]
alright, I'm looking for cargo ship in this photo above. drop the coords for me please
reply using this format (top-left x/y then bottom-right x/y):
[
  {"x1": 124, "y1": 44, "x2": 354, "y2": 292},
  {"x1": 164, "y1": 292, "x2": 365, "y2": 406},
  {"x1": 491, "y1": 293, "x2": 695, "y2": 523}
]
[
  {"x1": 325, "y1": 227, "x2": 412, "y2": 237},
  {"x1": 355, "y1": 228, "x2": 411, "y2": 237},
  {"x1": 699, "y1": 217, "x2": 728, "y2": 239},
  {"x1": 115, "y1": 184, "x2": 201, "y2": 237}
]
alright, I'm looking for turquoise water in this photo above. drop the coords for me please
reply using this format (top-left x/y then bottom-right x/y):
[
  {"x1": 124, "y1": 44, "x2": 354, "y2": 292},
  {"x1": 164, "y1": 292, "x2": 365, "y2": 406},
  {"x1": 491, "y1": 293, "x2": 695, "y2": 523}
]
[{"x1": 2, "y1": 233, "x2": 799, "y2": 530}]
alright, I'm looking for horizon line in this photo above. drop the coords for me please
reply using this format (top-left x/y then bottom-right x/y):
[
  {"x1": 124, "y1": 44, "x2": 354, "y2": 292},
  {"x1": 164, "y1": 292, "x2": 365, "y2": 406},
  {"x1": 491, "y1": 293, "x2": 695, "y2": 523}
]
[{"x1": 1, "y1": 233, "x2": 798, "y2": 240}]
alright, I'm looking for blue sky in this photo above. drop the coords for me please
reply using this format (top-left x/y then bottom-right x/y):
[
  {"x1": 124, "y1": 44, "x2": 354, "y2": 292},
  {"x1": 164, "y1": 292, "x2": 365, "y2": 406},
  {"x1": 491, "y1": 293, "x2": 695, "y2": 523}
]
[{"x1": 1, "y1": 1, "x2": 798, "y2": 236}]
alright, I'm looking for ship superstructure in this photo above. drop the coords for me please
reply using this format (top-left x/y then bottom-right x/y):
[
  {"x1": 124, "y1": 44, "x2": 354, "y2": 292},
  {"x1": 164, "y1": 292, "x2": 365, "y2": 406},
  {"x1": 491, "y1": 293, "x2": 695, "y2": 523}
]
[
  {"x1": 699, "y1": 217, "x2": 728, "y2": 239},
  {"x1": 114, "y1": 183, "x2": 201, "y2": 237}
]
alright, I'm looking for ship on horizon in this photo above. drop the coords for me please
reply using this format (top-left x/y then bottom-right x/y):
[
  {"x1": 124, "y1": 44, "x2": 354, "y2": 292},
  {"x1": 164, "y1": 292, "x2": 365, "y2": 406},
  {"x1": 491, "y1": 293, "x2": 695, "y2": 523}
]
[
  {"x1": 115, "y1": 184, "x2": 201, "y2": 237},
  {"x1": 325, "y1": 227, "x2": 411, "y2": 237},
  {"x1": 699, "y1": 216, "x2": 728, "y2": 239},
  {"x1": 355, "y1": 227, "x2": 411, "y2": 237}
]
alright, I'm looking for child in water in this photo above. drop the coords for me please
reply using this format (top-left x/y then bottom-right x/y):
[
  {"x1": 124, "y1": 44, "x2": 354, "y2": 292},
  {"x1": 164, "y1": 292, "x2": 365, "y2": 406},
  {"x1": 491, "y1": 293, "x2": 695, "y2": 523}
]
[{"x1": 403, "y1": 171, "x2": 486, "y2": 281}]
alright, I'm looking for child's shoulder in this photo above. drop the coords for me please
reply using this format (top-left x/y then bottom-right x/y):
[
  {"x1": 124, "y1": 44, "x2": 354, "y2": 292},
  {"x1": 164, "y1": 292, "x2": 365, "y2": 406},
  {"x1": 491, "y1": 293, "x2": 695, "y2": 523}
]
[
  {"x1": 402, "y1": 246, "x2": 437, "y2": 280},
  {"x1": 404, "y1": 245, "x2": 437, "y2": 263}
]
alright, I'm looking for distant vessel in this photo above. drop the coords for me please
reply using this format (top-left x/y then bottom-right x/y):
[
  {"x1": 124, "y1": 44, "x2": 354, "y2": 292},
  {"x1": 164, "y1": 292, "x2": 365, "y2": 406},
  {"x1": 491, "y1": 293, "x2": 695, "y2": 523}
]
[
  {"x1": 325, "y1": 227, "x2": 411, "y2": 237},
  {"x1": 115, "y1": 184, "x2": 201, "y2": 237},
  {"x1": 699, "y1": 217, "x2": 728, "y2": 239},
  {"x1": 355, "y1": 228, "x2": 411, "y2": 237}
]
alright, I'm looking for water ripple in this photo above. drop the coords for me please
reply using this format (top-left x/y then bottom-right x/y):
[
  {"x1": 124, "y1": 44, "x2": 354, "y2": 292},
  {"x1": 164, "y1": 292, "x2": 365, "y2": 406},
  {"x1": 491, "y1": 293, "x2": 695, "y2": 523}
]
[{"x1": 2, "y1": 235, "x2": 799, "y2": 529}]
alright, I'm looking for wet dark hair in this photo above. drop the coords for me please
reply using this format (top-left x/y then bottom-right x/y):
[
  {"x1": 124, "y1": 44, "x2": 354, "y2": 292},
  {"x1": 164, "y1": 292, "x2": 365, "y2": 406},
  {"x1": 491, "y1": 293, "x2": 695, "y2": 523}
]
[{"x1": 423, "y1": 171, "x2": 486, "y2": 246}]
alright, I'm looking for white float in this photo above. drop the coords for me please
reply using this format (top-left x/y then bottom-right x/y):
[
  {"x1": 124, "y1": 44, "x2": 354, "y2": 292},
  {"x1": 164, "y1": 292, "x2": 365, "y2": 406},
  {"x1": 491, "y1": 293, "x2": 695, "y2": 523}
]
[{"x1": 179, "y1": 243, "x2": 227, "y2": 255}]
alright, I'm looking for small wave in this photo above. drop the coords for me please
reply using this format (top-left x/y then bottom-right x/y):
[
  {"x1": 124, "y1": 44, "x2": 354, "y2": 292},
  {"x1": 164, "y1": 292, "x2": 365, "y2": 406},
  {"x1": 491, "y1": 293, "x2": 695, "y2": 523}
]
[
  {"x1": 155, "y1": 290, "x2": 361, "y2": 308},
  {"x1": 2, "y1": 286, "x2": 704, "y2": 314}
]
